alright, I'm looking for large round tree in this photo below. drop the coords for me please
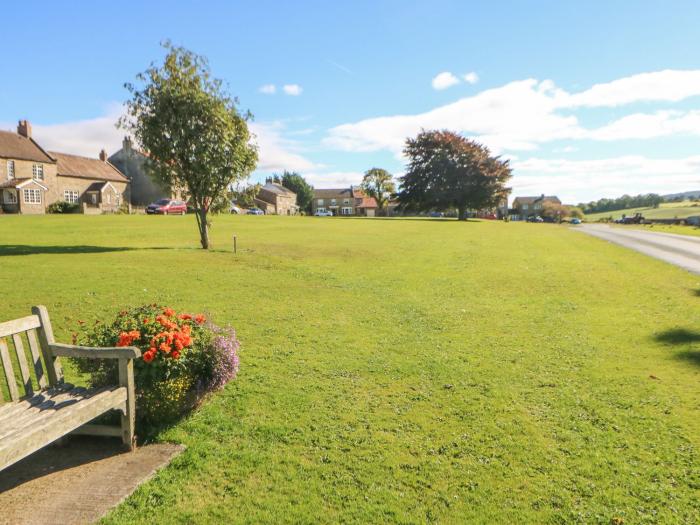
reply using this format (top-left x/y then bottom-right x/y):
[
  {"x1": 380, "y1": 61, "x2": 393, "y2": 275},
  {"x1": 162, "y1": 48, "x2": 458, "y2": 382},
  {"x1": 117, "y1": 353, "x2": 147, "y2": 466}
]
[
  {"x1": 397, "y1": 130, "x2": 512, "y2": 221},
  {"x1": 122, "y1": 43, "x2": 258, "y2": 248}
]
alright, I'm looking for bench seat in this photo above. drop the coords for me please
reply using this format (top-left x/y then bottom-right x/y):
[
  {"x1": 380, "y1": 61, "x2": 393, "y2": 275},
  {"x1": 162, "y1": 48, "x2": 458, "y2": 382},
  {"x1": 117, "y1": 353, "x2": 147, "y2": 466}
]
[{"x1": 0, "y1": 385, "x2": 128, "y2": 471}]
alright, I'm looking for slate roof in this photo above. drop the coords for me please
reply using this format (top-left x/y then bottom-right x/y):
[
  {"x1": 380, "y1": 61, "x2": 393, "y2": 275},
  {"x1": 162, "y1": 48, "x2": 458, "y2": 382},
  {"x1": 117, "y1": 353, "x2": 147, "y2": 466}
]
[
  {"x1": 0, "y1": 130, "x2": 54, "y2": 163},
  {"x1": 314, "y1": 188, "x2": 353, "y2": 199},
  {"x1": 513, "y1": 195, "x2": 561, "y2": 205},
  {"x1": 50, "y1": 152, "x2": 128, "y2": 183},
  {"x1": 261, "y1": 182, "x2": 295, "y2": 196}
]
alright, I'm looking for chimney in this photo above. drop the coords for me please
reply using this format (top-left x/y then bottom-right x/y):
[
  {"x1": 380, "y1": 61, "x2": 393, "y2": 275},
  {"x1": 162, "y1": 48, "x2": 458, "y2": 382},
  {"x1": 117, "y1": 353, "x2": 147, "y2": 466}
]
[
  {"x1": 123, "y1": 136, "x2": 132, "y2": 153},
  {"x1": 99, "y1": 149, "x2": 108, "y2": 162},
  {"x1": 17, "y1": 120, "x2": 31, "y2": 138}
]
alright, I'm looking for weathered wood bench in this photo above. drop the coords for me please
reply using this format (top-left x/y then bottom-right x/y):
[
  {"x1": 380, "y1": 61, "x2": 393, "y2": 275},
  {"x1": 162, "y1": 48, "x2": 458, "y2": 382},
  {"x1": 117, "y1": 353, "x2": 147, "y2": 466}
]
[{"x1": 0, "y1": 306, "x2": 140, "y2": 471}]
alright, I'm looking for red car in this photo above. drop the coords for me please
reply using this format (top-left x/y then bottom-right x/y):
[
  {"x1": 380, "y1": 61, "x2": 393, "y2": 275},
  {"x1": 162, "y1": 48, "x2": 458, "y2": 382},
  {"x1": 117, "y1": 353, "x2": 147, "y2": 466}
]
[{"x1": 146, "y1": 199, "x2": 187, "y2": 215}]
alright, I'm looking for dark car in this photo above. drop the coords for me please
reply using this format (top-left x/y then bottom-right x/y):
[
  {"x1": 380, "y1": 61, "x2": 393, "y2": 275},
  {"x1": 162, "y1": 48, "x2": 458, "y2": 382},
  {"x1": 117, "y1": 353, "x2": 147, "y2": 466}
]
[
  {"x1": 246, "y1": 207, "x2": 264, "y2": 215},
  {"x1": 146, "y1": 199, "x2": 187, "y2": 215}
]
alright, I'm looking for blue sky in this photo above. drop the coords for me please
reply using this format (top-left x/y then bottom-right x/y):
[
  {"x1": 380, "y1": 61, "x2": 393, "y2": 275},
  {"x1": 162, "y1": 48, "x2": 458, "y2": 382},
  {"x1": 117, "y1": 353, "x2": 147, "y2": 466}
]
[{"x1": 2, "y1": 1, "x2": 700, "y2": 203}]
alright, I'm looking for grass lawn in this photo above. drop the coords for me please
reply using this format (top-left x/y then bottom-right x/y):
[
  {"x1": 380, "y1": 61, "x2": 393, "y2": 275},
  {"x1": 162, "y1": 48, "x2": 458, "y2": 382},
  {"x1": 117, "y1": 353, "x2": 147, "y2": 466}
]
[
  {"x1": 585, "y1": 200, "x2": 700, "y2": 221},
  {"x1": 1, "y1": 215, "x2": 699, "y2": 524}
]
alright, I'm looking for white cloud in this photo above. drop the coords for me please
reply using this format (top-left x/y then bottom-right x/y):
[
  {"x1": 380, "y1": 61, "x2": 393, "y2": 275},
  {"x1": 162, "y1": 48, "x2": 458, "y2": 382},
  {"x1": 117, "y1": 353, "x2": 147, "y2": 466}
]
[
  {"x1": 283, "y1": 84, "x2": 303, "y2": 96},
  {"x1": 463, "y1": 72, "x2": 479, "y2": 84},
  {"x1": 431, "y1": 71, "x2": 460, "y2": 90},
  {"x1": 259, "y1": 84, "x2": 276, "y2": 95},
  {"x1": 325, "y1": 70, "x2": 700, "y2": 156},
  {"x1": 512, "y1": 155, "x2": 700, "y2": 203},
  {"x1": 248, "y1": 120, "x2": 318, "y2": 172},
  {"x1": 304, "y1": 171, "x2": 364, "y2": 187}
]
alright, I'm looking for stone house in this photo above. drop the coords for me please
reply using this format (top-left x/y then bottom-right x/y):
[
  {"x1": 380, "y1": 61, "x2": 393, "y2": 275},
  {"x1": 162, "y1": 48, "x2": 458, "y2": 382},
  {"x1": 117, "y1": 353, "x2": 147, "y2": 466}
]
[
  {"x1": 512, "y1": 195, "x2": 561, "y2": 218},
  {"x1": 0, "y1": 120, "x2": 128, "y2": 214},
  {"x1": 312, "y1": 186, "x2": 378, "y2": 216},
  {"x1": 254, "y1": 182, "x2": 299, "y2": 215},
  {"x1": 108, "y1": 137, "x2": 173, "y2": 206}
]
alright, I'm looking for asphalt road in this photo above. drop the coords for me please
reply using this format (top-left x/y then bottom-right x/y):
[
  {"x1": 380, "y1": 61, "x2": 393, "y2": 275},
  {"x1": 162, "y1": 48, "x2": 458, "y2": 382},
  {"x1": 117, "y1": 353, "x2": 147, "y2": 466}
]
[{"x1": 577, "y1": 224, "x2": 700, "y2": 274}]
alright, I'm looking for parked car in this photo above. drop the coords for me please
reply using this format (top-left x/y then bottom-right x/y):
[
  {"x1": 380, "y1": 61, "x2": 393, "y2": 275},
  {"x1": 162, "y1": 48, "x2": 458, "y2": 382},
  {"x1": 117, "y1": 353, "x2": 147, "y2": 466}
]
[
  {"x1": 570, "y1": 217, "x2": 582, "y2": 225},
  {"x1": 230, "y1": 204, "x2": 242, "y2": 214},
  {"x1": 429, "y1": 211, "x2": 444, "y2": 218},
  {"x1": 246, "y1": 208, "x2": 264, "y2": 215},
  {"x1": 314, "y1": 210, "x2": 333, "y2": 216},
  {"x1": 146, "y1": 199, "x2": 187, "y2": 215},
  {"x1": 526, "y1": 216, "x2": 544, "y2": 223}
]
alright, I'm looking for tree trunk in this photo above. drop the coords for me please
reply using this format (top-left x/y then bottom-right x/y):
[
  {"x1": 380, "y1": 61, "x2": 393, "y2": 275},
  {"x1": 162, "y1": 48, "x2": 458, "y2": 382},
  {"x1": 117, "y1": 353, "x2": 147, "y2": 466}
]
[
  {"x1": 196, "y1": 208, "x2": 210, "y2": 249},
  {"x1": 458, "y1": 206, "x2": 468, "y2": 221}
]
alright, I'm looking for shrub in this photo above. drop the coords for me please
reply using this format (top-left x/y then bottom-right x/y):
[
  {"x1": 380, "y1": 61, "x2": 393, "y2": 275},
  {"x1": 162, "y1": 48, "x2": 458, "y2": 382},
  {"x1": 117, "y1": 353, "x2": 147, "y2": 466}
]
[
  {"x1": 74, "y1": 304, "x2": 240, "y2": 430},
  {"x1": 47, "y1": 201, "x2": 80, "y2": 214}
]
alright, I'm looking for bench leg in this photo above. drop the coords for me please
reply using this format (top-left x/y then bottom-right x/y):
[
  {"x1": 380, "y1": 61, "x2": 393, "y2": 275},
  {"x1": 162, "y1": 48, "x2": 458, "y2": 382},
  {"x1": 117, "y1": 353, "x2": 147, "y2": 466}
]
[{"x1": 118, "y1": 358, "x2": 136, "y2": 450}]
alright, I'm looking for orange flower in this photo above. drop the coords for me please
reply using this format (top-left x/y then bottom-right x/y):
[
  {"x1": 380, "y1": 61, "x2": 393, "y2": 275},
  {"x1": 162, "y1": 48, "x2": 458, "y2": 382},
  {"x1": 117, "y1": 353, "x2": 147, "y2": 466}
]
[
  {"x1": 163, "y1": 307, "x2": 176, "y2": 317},
  {"x1": 194, "y1": 314, "x2": 206, "y2": 325},
  {"x1": 159, "y1": 342, "x2": 171, "y2": 354},
  {"x1": 171, "y1": 350, "x2": 181, "y2": 360},
  {"x1": 143, "y1": 350, "x2": 155, "y2": 363},
  {"x1": 179, "y1": 313, "x2": 192, "y2": 321},
  {"x1": 143, "y1": 317, "x2": 150, "y2": 324}
]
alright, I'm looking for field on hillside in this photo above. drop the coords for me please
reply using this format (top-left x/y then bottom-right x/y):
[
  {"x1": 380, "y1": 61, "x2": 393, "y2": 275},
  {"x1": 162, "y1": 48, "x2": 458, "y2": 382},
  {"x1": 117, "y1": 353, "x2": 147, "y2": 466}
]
[
  {"x1": 585, "y1": 200, "x2": 700, "y2": 221},
  {"x1": 0, "y1": 215, "x2": 699, "y2": 524}
]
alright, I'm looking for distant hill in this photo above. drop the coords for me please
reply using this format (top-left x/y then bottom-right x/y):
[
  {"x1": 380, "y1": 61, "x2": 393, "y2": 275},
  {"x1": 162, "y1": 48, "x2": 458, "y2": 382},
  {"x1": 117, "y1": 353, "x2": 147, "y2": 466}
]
[
  {"x1": 585, "y1": 201, "x2": 700, "y2": 221},
  {"x1": 663, "y1": 190, "x2": 700, "y2": 200}
]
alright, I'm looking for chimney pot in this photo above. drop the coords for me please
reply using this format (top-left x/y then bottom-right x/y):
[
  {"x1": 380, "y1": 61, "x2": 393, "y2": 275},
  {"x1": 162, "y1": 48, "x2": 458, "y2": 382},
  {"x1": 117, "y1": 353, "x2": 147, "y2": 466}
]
[
  {"x1": 17, "y1": 120, "x2": 31, "y2": 138},
  {"x1": 99, "y1": 149, "x2": 107, "y2": 162}
]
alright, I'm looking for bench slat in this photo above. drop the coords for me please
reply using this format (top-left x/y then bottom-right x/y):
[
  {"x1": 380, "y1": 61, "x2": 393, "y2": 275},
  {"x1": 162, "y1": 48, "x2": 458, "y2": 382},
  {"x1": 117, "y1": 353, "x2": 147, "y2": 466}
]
[
  {"x1": 26, "y1": 329, "x2": 46, "y2": 389},
  {"x1": 0, "y1": 315, "x2": 41, "y2": 339},
  {"x1": 0, "y1": 339, "x2": 19, "y2": 402},
  {"x1": 12, "y1": 334, "x2": 33, "y2": 397},
  {"x1": 0, "y1": 386, "x2": 127, "y2": 472},
  {"x1": 0, "y1": 387, "x2": 87, "y2": 440},
  {"x1": 0, "y1": 389, "x2": 61, "y2": 427}
]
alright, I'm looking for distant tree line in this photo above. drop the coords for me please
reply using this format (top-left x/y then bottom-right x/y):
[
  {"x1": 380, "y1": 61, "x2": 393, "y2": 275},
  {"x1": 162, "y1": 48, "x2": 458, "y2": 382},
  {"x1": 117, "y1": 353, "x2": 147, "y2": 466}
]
[{"x1": 578, "y1": 193, "x2": 663, "y2": 215}]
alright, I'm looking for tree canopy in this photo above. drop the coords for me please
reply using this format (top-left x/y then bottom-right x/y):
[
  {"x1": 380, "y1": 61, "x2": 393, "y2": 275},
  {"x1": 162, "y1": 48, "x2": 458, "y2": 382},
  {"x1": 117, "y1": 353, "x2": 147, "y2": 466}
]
[
  {"x1": 279, "y1": 171, "x2": 314, "y2": 213},
  {"x1": 397, "y1": 130, "x2": 512, "y2": 221},
  {"x1": 360, "y1": 168, "x2": 396, "y2": 213},
  {"x1": 578, "y1": 193, "x2": 663, "y2": 215},
  {"x1": 121, "y1": 42, "x2": 258, "y2": 248}
]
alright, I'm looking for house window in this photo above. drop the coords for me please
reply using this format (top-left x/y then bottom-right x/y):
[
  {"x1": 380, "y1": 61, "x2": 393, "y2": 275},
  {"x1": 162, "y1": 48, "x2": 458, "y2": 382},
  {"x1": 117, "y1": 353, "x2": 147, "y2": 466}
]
[
  {"x1": 331, "y1": 199, "x2": 337, "y2": 205},
  {"x1": 32, "y1": 164, "x2": 44, "y2": 181},
  {"x1": 522, "y1": 204, "x2": 529, "y2": 210},
  {"x1": 317, "y1": 207, "x2": 327, "y2": 213},
  {"x1": 7, "y1": 160, "x2": 15, "y2": 179},
  {"x1": 317, "y1": 199, "x2": 324, "y2": 206},
  {"x1": 534, "y1": 203, "x2": 541, "y2": 210},
  {"x1": 343, "y1": 199, "x2": 350, "y2": 205},
  {"x1": 341, "y1": 207, "x2": 353, "y2": 215},
  {"x1": 63, "y1": 190, "x2": 79, "y2": 204},
  {"x1": 23, "y1": 188, "x2": 41, "y2": 204},
  {"x1": 3, "y1": 190, "x2": 17, "y2": 204}
]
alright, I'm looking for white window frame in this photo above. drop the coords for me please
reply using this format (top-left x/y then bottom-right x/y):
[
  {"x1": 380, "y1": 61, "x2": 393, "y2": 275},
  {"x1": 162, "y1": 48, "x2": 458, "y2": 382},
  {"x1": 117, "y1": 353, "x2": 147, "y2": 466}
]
[
  {"x1": 3, "y1": 190, "x2": 17, "y2": 204},
  {"x1": 522, "y1": 203, "x2": 529, "y2": 210},
  {"x1": 63, "y1": 190, "x2": 79, "y2": 204},
  {"x1": 317, "y1": 207, "x2": 327, "y2": 213},
  {"x1": 343, "y1": 199, "x2": 350, "y2": 205},
  {"x1": 341, "y1": 207, "x2": 353, "y2": 215},
  {"x1": 331, "y1": 199, "x2": 337, "y2": 205},
  {"x1": 7, "y1": 160, "x2": 15, "y2": 180},
  {"x1": 317, "y1": 199, "x2": 324, "y2": 206},
  {"x1": 23, "y1": 188, "x2": 41, "y2": 204},
  {"x1": 32, "y1": 164, "x2": 44, "y2": 181}
]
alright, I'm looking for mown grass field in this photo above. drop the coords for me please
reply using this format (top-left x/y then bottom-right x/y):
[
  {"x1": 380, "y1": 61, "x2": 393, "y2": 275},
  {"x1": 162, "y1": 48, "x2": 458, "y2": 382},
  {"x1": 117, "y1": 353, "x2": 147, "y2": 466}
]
[
  {"x1": 585, "y1": 200, "x2": 700, "y2": 221},
  {"x1": 1, "y1": 215, "x2": 699, "y2": 524}
]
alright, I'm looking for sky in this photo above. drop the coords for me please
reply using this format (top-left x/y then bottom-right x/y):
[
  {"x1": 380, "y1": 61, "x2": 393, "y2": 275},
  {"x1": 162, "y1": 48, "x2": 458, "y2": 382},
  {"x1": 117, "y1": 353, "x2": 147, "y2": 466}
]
[{"x1": 2, "y1": 1, "x2": 700, "y2": 204}]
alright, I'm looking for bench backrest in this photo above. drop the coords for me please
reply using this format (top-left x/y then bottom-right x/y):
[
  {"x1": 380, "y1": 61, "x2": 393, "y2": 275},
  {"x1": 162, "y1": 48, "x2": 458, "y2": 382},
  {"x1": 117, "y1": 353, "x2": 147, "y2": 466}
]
[{"x1": 0, "y1": 306, "x2": 63, "y2": 402}]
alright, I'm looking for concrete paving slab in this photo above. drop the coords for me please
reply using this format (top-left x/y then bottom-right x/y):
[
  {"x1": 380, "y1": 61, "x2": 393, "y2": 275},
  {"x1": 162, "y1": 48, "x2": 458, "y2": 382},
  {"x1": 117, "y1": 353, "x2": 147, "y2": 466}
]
[{"x1": 0, "y1": 437, "x2": 184, "y2": 525}]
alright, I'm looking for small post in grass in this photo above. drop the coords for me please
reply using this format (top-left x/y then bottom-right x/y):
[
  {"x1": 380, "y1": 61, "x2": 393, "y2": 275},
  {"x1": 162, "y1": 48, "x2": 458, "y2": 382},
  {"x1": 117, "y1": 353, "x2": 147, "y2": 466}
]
[{"x1": 233, "y1": 234, "x2": 237, "y2": 254}]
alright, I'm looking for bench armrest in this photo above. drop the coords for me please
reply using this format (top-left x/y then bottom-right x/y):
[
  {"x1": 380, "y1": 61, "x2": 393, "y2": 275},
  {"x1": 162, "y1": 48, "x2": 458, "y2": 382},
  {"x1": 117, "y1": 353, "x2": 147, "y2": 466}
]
[{"x1": 49, "y1": 343, "x2": 141, "y2": 359}]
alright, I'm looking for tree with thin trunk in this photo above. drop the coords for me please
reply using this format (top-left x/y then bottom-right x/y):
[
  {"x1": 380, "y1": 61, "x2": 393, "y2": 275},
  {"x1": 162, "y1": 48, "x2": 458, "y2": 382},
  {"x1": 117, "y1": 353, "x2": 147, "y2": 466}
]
[
  {"x1": 360, "y1": 168, "x2": 396, "y2": 214},
  {"x1": 279, "y1": 171, "x2": 314, "y2": 213},
  {"x1": 397, "y1": 130, "x2": 512, "y2": 221},
  {"x1": 121, "y1": 42, "x2": 258, "y2": 248}
]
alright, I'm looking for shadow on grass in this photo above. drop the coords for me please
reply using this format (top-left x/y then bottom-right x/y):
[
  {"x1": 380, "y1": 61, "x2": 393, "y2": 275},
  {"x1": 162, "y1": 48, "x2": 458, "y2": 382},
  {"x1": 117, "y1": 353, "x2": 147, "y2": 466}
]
[
  {"x1": 0, "y1": 245, "x2": 169, "y2": 256},
  {"x1": 653, "y1": 328, "x2": 700, "y2": 367}
]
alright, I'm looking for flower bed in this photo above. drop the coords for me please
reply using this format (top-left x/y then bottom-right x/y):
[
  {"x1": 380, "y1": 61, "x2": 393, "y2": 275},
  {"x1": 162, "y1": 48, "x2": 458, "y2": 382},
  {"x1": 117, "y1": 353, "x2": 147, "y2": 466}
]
[{"x1": 74, "y1": 304, "x2": 239, "y2": 431}]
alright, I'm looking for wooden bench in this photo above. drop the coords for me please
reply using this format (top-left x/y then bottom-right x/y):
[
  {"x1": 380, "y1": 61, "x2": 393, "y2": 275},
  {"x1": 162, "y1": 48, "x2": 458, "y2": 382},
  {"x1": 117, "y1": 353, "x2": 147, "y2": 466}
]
[{"x1": 0, "y1": 306, "x2": 140, "y2": 471}]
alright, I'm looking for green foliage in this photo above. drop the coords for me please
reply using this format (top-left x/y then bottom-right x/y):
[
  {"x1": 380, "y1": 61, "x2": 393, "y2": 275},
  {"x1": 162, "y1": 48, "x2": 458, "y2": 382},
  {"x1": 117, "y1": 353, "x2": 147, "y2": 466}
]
[
  {"x1": 360, "y1": 167, "x2": 395, "y2": 213},
  {"x1": 398, "y1": 130, "x2": 512, "y2": 220},
  {"x1": 47, "y1": 200, "x2": 80, "y2": 214},
  {"x1": 230, "y1": 182, "x2": 262, "y2": 209},
  {"x1": 121, "y1": 42, "x2": 258, "y2": 248},
  {"x1": 1, "y1": 216, "x2": 699, "y2": 523},
  {"x1": 580, "y1": 193, "x2": 663, "y2": 214},
  {"x1": 279, "y1": 171, "x2": 314, "y2": 212}
]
